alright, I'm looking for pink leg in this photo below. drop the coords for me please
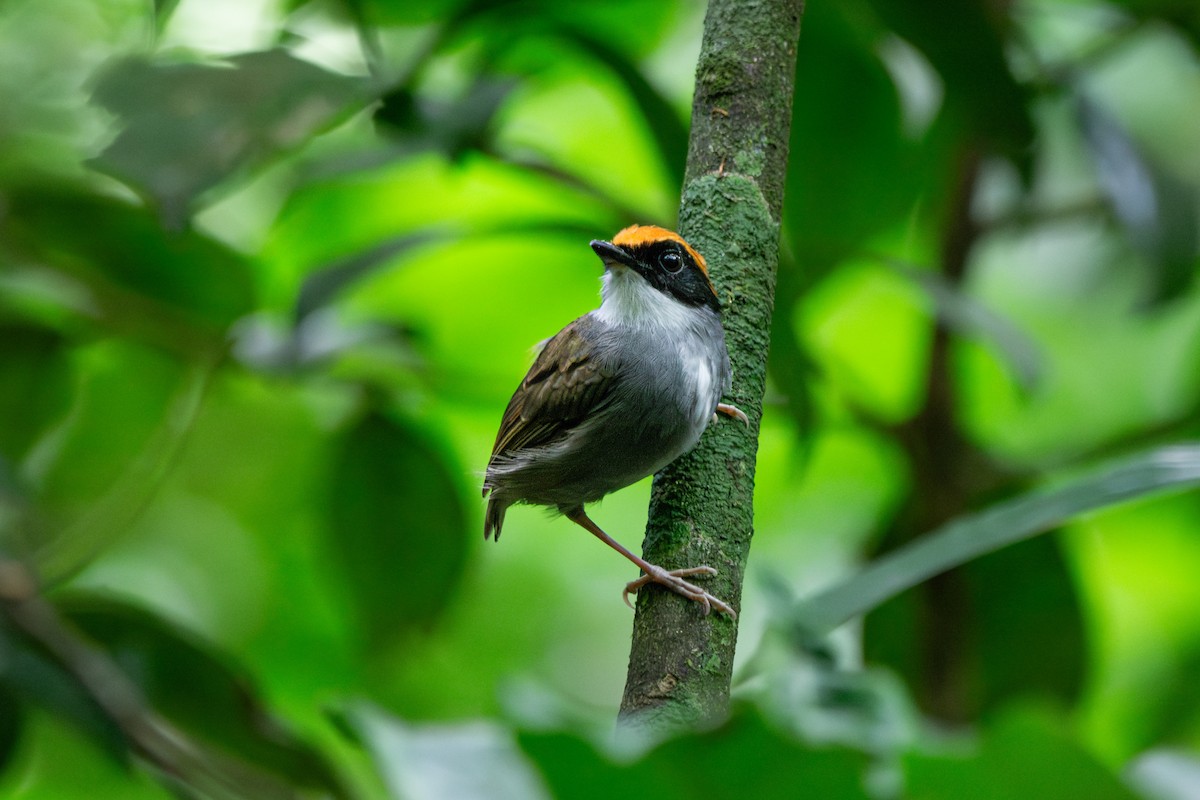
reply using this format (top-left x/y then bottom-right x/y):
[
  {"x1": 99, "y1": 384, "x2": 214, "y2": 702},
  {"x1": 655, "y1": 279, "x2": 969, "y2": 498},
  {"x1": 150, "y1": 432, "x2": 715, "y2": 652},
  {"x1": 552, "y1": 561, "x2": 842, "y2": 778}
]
[{"x1": 565, "y1": 507, "x2": 736, "y2": 619}]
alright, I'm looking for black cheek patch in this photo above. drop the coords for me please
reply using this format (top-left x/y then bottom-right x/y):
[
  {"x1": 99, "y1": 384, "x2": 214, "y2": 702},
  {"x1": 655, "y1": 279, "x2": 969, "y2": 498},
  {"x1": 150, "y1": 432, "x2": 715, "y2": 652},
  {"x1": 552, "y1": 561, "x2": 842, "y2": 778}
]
[{"x1": 628, "y1": 241, "x2": 722, "y2": 313}]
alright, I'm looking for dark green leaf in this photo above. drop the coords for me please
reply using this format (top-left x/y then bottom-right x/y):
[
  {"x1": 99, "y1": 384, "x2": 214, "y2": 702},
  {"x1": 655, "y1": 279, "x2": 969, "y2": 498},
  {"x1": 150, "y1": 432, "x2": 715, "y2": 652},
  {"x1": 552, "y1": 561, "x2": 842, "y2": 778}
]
[
  {"x1": 325, "y1": 412, "x2": 470, "y2": 648},
  {"x1": 0, "y1": 624, "x2": 129, "y2": 765},
  {"x1": 91, "y1": 49, "x2": 370, "y2": 227},
  {"x1": 295, "y1": 232, "x2": 443, "y2": 321},
  {"x1": 58, "y1": 594, "x2": 351, "y2": 798},
  {"x1": 863, "y1": 0, "x2": 1034, "y2": 165},
  {"x1": 1118, "y1": 639, "x2": 1200, "y2": 754},
  {"x1": 292, "y1": 0, "x2": 467, "y2": 26},
  {"x1": 520, "y1": 710, "x2": 871, "y2": 800},
  {"x1": 966, "y1": 536, "x2": 1086, "y2": 710},
  {"x1": 0, "y1": 324, "x2": 71, "y2": 462},
  {"x1": 864, "y1": 534, "x2": 1085, "y2": 720},
  {"x1": 1104, "y1": 0, "x2": 1200, "y2": 49},
  {"x1": 766, "y1": 253, "x2": 818, "y2": 437},
  {"x1": 1077, "y1": 94, "x2": 1200, "y2": 305},
  {"x1": 374, "y1": 77, "x2": 515, "y2": 162},
  {"x1": 785, "y1": 2, "x2": 921, "y2": 272},
  {"x1": 0, "y1": 687, "x2": 26, "y2": 775},
  {"x1": 905, "y1": 706, "x2": 1139, "y2": 799},
  {"x1": 153, "y1": 0, "x2": 182, "y2": 32},
  {"x1": 799, "y1": 444, "x2": 1200, "y2": 633},
  {"x1": 0, "y1": 457, "x2": 38, "y2": 560},
  {"x1": 0, "y1": 188, "x2": 255, "y2": 347}
]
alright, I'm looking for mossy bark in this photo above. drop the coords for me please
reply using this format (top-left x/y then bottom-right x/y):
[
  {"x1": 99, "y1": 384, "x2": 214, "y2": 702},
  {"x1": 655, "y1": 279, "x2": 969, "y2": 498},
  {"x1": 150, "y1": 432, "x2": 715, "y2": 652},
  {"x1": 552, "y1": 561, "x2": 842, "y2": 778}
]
[{"x1": 618, "y1": 0, "x2": 804, "y2": 730}]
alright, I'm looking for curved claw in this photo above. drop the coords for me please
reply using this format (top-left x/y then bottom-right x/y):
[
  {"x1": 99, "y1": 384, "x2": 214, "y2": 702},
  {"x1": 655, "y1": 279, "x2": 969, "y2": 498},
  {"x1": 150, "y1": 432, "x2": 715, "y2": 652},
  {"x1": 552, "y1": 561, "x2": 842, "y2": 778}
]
[
  {"x1": 621, "y1": 564, "x2": 737, "y2": 619},
  {"x1": 716, "y1": 403, "x2": 749, "y2": 427}
]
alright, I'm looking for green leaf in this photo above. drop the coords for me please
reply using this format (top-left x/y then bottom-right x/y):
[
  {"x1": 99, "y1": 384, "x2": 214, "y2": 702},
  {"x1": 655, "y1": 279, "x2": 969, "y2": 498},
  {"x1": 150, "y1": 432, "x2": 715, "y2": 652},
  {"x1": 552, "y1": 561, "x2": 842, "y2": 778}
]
[
  {"x1": 1127, "y1": 749, "x2": 1200, "y2": 800},
  {"x1": 798, "y1": 444, "x2": 1200, "y2": 633},
  {"x1": 905, "y1": 706, "x2": 1139, "y2": 799},
  {"x1": 1077, "y1": 94, "x2": 1200, "y2": 306},
  {"x1": 752, "y1": 626, "x2": 923, "y2": 760},
  {"x1": 23, "y1": 343, "x2": 179, "y2": 520},
  {"x1": 58, "y1": 594, "x2": 351, "y2": 798},
  {"x1": 520, "y1": 711, "x2": 871, "y2": 800},
  {"x1": 22, "y1": 342, "x2": 212, "y2": 582},
  {"x1": 90, "y1": 49, "x2": 370, "y2": 227},
  {"x1": 325, "y1": 411, "x2": 470, "y2": 648},
  {"x1": 559, "y1": 29, "x2": 687, "y2": 191},
  {"x1": 344, "y1": 703, "x2": 548, "y2": 800},
  {"x1": 294, "y1": 220, "x2": 592, "y2": 322},
  {"x1": 0, "y1": 188, "x2": 256, "y2": 347}
]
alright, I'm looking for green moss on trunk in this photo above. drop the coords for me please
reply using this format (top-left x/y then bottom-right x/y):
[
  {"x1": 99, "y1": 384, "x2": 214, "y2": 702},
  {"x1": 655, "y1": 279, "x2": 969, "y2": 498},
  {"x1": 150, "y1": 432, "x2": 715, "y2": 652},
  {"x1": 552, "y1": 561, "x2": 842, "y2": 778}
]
[{"x1": 618, "y1": 0, "x2": 804, "y2": 730}]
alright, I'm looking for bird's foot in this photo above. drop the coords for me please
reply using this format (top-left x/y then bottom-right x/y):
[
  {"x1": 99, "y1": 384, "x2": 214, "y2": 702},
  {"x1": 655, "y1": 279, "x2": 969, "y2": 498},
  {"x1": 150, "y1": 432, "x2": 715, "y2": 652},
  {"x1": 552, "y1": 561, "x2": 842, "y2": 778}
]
[
  {"x1": 623, "y1": 564, "x2": 737, "y2": 619},
  {"x1": 715, "y1": 403, "x2": 749, "y2": 426}
]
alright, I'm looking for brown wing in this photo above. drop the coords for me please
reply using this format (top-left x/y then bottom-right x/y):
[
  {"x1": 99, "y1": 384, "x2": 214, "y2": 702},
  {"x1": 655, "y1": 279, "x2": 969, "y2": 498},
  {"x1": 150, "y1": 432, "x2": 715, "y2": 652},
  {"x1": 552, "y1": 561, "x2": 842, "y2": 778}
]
[{"x1": 488, "y1": 316, "x2": 615, "y2": 462}]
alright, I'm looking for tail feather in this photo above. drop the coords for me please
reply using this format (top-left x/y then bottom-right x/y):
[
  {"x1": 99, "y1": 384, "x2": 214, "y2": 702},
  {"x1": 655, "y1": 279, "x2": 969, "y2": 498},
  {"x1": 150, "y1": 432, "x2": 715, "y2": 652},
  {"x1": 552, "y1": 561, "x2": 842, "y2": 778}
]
[{"x1": 484, "y1": 490, "x2": 507, "y2": 541}]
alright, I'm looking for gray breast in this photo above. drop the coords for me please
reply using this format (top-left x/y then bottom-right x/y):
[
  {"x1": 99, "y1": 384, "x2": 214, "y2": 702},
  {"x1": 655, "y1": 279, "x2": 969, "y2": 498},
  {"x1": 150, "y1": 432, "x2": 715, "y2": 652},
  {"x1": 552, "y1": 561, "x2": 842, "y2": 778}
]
[
  {"x1": 555, "y1": 313, "x2": 728, "y2": 502},
  {"x1": 492, "y1": 309, "x2": 730, "y2": 510}
]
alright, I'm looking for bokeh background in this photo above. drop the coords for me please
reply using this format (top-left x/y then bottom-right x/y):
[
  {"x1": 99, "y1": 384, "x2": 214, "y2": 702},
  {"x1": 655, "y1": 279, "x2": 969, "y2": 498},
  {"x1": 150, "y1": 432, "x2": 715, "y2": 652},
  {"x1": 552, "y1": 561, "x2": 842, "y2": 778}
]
[{"x1": 1, "y1": 0, "x2": 1200, "y2": 797}]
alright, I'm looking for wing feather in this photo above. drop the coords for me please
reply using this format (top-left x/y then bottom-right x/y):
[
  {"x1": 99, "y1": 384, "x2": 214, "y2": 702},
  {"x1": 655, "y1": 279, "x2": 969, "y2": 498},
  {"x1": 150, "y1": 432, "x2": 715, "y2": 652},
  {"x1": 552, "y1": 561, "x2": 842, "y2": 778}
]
[{"x1": 488, "y1": 316, "x2": 614, "y2": 462}]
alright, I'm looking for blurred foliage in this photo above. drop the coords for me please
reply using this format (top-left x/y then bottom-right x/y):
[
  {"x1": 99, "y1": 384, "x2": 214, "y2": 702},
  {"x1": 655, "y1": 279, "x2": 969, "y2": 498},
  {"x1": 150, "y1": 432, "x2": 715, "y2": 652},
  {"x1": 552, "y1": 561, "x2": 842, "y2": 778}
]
[{"x1": 0, "y1": 0, "x2": 1199, "y2": 798}]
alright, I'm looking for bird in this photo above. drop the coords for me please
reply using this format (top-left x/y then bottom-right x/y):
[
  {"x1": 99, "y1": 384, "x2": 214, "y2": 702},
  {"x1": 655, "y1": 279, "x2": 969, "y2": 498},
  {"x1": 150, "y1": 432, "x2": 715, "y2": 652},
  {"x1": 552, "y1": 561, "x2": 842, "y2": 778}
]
[{"x1": 482, "y1": 224, "x2": 747, "y2": 618}]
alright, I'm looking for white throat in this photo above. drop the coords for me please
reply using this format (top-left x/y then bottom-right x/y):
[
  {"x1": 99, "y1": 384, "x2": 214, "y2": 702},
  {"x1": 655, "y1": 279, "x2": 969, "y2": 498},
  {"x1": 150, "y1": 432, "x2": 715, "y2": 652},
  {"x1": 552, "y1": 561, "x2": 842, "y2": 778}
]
[
  {"x1": 591, "y1": 266, "x2": 723, "y2": 431},
  {"x1": 593, "y1": 266, "x2": 699, "y2": 332}
]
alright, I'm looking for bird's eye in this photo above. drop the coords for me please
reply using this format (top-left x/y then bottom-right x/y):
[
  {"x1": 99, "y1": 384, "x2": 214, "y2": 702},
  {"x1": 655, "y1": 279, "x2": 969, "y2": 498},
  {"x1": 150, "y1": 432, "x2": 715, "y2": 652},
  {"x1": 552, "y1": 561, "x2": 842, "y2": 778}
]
[{"x1": 659, "y1": 251, "x2": 684, "y2": 273}]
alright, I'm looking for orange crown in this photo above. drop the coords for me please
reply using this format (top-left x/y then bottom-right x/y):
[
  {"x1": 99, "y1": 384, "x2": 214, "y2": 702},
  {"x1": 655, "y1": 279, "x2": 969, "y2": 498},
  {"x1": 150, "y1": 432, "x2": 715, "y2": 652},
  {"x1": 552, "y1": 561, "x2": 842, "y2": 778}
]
[{"x1": 611, "y1": 224, "x2": 709, "y2": 277}]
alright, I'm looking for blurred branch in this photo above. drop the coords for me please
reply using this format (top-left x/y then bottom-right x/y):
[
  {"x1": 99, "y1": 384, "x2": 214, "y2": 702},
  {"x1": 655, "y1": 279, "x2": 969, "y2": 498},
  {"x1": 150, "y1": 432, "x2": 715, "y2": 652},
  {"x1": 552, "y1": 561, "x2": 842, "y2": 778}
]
[
  {"x1": 867, "y1": 146, "x2": 1014, "y2": 721},
  {"x1": 872, "y1": 254, "x2": 1043, "y2": 392},
  {"x1": 982, "y1": 195, "x2": 1110, "y2": 232},
  {"x1": 0, "y1": 561, "x2": 308, "y2": 800}
]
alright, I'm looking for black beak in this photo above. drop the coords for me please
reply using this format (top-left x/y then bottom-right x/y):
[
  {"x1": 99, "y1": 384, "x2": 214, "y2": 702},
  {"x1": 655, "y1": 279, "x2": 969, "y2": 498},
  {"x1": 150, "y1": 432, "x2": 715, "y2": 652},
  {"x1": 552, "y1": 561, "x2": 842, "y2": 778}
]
[{"x1": 589, "y1": 239, "x2": 637, "y2": 270}]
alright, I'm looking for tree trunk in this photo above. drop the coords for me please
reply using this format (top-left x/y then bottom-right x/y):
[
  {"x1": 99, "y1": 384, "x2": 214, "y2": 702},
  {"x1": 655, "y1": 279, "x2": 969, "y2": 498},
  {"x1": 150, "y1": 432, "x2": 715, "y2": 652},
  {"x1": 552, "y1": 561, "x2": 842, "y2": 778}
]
[{"x1": 618, "y1": 0, "x2": 805, "y2": 730}]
